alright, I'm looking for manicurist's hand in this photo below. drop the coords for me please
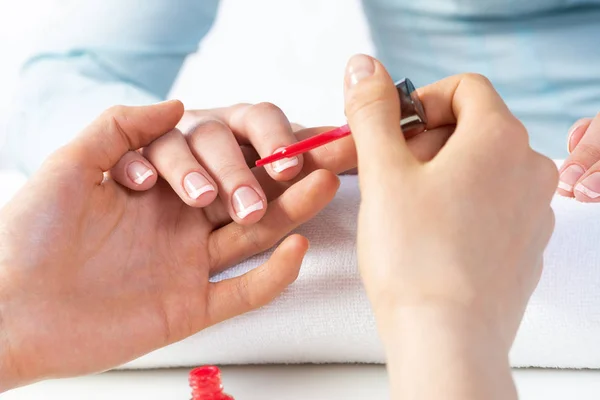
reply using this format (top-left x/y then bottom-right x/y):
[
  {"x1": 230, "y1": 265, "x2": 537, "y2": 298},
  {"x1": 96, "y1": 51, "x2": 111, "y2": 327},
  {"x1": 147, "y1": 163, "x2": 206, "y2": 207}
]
[
  {"x1": 0, "y1": 101, "x2": 341, "y2": 391},
  {"x1": 345, "y1": 55, "x2": 558, "y2": 400}
]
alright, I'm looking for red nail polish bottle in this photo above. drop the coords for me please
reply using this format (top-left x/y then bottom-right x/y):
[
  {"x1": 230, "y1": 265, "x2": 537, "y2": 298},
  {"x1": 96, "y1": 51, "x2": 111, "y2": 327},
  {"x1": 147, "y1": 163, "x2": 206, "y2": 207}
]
[{"x1": 189, "y1": 366, "x2": 234, "y2": 400}]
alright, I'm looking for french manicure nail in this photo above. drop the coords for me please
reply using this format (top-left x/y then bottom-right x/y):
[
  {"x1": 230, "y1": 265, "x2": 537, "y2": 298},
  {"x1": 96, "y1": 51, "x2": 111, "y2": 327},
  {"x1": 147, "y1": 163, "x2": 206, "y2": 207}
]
[
  {"x1": 575, "y1": 173, "x2": 600, "y2": 199},
  {"x1": 233, "y1": 186, "x2": 264, "y2": 219},
  {"x1": 558, "y1": 164, "x2": 585, "y2": 192},
  {"x1": 127, "y1": 161, "x2": 154, "y2": 185},
  {"x1": 271, "y1": 147, "x2": 299, "y2": 173},
  {"x1": 183, "y1": 172, "x2": 215, "y2": 199},
  {"x1": 346, "y1": 54, "x2": 375, "y2": 87}
]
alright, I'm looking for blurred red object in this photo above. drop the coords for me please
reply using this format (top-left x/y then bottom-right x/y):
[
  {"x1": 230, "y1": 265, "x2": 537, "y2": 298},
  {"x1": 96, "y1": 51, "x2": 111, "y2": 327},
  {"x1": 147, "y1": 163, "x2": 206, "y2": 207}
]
[{"x1": 189, "y1": 366, "x2": 234, "y2": 400}]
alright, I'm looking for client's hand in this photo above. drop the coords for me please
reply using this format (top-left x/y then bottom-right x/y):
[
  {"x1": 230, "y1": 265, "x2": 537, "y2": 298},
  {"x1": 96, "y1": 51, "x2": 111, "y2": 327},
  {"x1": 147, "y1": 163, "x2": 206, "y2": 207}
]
[
  {"x1": 345, "y1": 55, "x2": 558, "y2": 399},
  {"x1": 0, "y1": 101, "x2": 341, "y2": 391},
  {"x1": 557, "y1": 115, "x2": 600, "y2": 201},
  {"x1": 107, "y1": 103, "x2": 355, "y2": 227}
]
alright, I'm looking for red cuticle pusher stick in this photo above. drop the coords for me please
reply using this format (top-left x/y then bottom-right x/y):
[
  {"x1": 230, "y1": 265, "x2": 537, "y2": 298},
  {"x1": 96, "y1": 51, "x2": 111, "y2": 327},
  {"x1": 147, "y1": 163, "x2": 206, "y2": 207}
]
[
  {"x1": 256, "y1": 124, "x2": 351, "y2": 167},
  {"x1": 255, "y1": 78, "x2": 427, "y2": 168}
]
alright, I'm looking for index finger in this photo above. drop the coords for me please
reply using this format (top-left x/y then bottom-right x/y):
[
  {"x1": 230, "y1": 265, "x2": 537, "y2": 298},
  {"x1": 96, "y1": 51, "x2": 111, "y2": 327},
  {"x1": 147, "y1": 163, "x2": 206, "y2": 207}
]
[
  {"x1": 416, "y1": 73, "x2": 512, "y2": 130},
  {"x1": 186, "y1": 104, "x2": 305, "y2": 181}
]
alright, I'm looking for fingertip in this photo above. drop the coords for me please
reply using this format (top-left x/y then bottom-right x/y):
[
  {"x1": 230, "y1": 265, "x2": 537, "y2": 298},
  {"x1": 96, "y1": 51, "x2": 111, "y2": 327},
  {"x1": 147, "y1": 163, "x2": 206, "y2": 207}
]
[
  {"x1": 315, "y1": 168, "x2": 342, "y2": 197},
  {"x1": 281, "y1": 233, "x2": 310, "y2": 255},
  {"x1": 556, "y1": 187, "x2": 575, "y2": 198},
  {"x1": 344, "y1": 55, "x2": 397, "y2": 118},
  {"x1": 343, "y1": 54, "x2": 413, "y2": 168},
  {"x1": 180, "y1": 171, "x2": 219, "y2": 207},
  {"x1": 160, "y1": 99, "x2": 185, "y2": 118},
  {"x1": 230, "y1": 186, "x2": 267, "y2": 225},
  {"x1": 573, "y1": 188, "x2": 597, "y2": 202},
  {"x1": 267, "y1": 148, "x2": 304, "y2": 182},
  {"x1": 273, "y1": 234, "x2": 308, "y2": 284},
  {"x1": 128, "y1": 162, "x2": 158, "y2": 190},
  {"x1": 110, "y1": 152, "x2": 158, "y2": 191},
  {"x1": 185, "y1": 187, "x2": 219, "y2": 208},
  {"x1": 573, "y1": 172, "x2": 600, "y2": 202}
]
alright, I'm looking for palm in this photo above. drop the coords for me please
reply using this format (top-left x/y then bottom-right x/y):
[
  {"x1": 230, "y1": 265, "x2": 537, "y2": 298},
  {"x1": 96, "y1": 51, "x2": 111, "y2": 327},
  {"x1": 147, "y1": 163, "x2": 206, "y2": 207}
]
[
  {"x1": 0, "y1": 151, "x2": 339, "y2": 384},
  {"x1": 85, "y1": 178, "x2": 214, "y2": 339}
]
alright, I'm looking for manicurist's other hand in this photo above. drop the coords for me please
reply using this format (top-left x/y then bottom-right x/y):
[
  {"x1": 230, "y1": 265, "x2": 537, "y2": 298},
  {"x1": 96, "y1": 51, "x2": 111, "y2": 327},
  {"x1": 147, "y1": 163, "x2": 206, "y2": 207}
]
[{"x1": 345, "y1": 55, "x2": 558, "y2": 400}]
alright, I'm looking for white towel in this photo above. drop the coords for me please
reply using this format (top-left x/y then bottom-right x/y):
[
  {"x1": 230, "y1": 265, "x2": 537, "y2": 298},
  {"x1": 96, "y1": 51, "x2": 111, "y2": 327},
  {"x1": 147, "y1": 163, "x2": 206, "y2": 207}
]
[{"x1": 2, "y1": 165, "x2": 600, "y2": 369}]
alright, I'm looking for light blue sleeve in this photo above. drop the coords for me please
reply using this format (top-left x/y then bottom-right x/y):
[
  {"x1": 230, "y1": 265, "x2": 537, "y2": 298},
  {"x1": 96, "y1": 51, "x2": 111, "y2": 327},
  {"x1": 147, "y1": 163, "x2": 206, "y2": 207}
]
[{"x1": 3, "y1": 0, "x2": 219, "y2": 174}]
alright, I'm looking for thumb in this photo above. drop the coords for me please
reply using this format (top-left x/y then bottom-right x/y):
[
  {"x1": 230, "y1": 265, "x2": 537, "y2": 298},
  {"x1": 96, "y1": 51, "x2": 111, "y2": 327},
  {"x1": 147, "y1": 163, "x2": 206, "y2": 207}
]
[
  {"x1": 344, "y1": 54, "x2": 415, "y2": 174},
  {"x1": 204, "y1": 234, "x2": 308, "y2": 329},
  {"x1": 69, "y1": 100, "x2": 184, "y2": 174}
]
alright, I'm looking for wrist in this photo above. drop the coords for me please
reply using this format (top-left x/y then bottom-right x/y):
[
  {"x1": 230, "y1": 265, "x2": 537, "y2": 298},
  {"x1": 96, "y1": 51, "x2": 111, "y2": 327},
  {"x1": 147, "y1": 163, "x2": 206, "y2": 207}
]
[{"x1": 378, "y1": 304, "x2": 516, "y2": 400}]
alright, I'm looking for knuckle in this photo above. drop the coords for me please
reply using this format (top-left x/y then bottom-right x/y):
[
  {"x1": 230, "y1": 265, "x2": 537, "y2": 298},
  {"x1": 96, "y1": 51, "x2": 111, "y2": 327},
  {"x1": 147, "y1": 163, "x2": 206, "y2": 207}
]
[
  {"x1": 189, "y1": 118, "x2": 229, "y2": 136},
  {"x1": 539, "y1": 155, "x2": 560, "y2": 190},
  {"x1": 249, "y1": 102, "x2": 285, "y2": 118},
  {"x1": 508, "y1": 118, "x2": 529, "y2": 144},
  {"x1": 185, "y1": 119, "x2": 231, "y2": 147},
  {"x1": 317, "y1": 141, "x2": 344, "y2": 168},
  {"x1": 460, "y1": 72, "x2": 494, "y2": 88},
  {"x1": 528, "y1": 152, "x2": 559, "y2": 196},
  {"x1": 207, "y1": 235, "x2": 223, "y2": 271},
  {"x1": 485, "y1": 113, "x2": 529, "y2": 148},
  {"x1": 214, "y1": 162, "x2": 251, "y2": 184},
  {"x1": 241, "y1": 227, "x2": 272, "y2": 258},
  {"x1": 142, "y1": 134, "x2": 186, "y2": 175},
  {"x1": 275, "y1": 206, "x2": 295, "y2": 230},
  {"x1": 574, "y1": 142, "x2": 600, "y2": 161}
]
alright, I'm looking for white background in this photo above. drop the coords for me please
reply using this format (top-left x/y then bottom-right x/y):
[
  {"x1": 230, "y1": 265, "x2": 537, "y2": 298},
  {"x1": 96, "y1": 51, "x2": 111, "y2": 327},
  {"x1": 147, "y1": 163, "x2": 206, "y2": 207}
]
[{"x1": 0, "y1": 0, "x2": 373, "y2": 153}]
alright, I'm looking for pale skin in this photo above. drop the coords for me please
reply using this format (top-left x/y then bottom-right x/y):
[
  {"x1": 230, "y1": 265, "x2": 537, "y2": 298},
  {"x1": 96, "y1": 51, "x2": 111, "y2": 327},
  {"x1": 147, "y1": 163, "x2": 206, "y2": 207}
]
[
  {"x1": 344, "y1": 56, "x2": 557, "y2": 399},
  {"x1": 0, "y1": 56, "x2": 558, "y2": 398},
  {"x1": 558, "y1": 112, "x2": 600, "y2": 202}
]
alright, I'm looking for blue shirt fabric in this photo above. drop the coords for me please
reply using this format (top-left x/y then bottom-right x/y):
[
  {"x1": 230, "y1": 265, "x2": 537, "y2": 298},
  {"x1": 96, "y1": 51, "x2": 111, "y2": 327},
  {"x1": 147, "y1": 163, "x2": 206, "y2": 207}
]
[{"x1": 5, "y1": 0, "x2": 600, "y2": 173}]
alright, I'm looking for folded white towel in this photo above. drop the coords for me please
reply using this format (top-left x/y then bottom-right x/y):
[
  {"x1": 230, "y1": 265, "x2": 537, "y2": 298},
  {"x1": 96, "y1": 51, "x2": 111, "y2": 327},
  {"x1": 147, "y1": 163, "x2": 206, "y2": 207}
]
[
  {"x1": 127, "y1": 169, "x2": 600, "y2": 370},
  {"x1": 2, "y1": 166, "x2": 599, "y2": 369}
]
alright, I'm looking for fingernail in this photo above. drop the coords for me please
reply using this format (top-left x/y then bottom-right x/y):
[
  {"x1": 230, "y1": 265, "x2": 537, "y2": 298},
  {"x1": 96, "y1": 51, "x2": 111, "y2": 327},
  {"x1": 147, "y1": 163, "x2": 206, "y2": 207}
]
[
  {"x1": 183, "y1": 172, "x2": 215, "y2": 199},
  {"x1": 567, "y1": 124, "x2": 585, "y2": 153},
  {"x1": 271, "y1": 147, "x2": 299, "y2": 173},
  {"x1": 346, "y1": 54, "x2": 375, "y2": 87},
  {"x1": 575, "y1": 173, "x2": 600, "y2": 199},
  {"x1": 558, "y1": 164, "x2": 585, "y2": 192},
  {"x1": 233, "y1": 186, "x2": 264, "y2": 219},
  {"x1": 567, "y1": 123, "x2": 580, "y2": 141},
  {"x1": 127, "y1": 161, "x2": 154, "y2": 185}
]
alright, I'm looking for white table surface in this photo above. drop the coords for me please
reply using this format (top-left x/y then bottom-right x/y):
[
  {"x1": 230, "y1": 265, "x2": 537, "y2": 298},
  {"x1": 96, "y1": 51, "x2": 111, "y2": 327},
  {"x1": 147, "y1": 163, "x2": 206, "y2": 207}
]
[{"x1": 4, "y1": 365, "x2": 600, "y2": 399}]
